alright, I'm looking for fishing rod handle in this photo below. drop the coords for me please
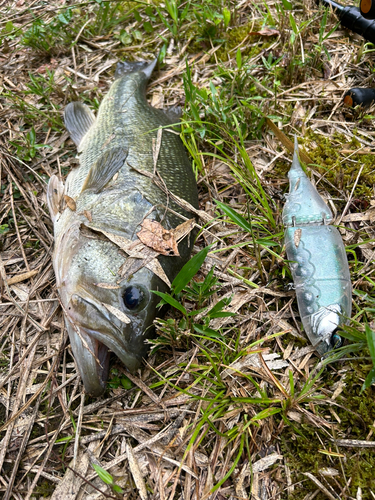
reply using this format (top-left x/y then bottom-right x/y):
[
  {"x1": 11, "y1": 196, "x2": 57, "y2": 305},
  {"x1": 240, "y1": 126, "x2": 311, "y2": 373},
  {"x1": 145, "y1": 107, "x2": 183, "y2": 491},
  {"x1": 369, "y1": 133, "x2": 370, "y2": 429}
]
[
  {"x1": 360, "y1": 0, "x2": 375, "y2": 20},
  {"x1": 343, "y1": 87, "x2": 375, "y2": 107},
  {"x1": 339, "y1": 5, "x2": 375, "y2": 44},
  {"x1": 319, "y1": 0, "x2": 375, "y2": 44}
]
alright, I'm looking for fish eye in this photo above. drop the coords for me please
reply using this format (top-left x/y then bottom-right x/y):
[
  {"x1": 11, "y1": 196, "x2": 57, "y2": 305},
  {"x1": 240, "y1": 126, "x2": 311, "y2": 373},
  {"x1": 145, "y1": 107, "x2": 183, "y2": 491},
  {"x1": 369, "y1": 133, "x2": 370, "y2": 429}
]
[{"x1": 122, "y1": 285, "x2": 148, "y2": 312}]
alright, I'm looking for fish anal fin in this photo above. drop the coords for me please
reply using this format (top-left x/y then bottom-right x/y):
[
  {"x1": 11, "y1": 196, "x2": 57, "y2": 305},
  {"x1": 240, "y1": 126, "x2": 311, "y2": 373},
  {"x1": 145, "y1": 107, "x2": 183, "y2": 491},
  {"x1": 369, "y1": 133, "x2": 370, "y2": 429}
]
[
  {"x1": 81, "y1": 147, "x2": 128, "y2": 194},
  {"x1": 47, "y1": 175, "x2": 65, "y2": 222},
  {"x1": 64, "y1": 102, "x2": 96, "y2": 147}
]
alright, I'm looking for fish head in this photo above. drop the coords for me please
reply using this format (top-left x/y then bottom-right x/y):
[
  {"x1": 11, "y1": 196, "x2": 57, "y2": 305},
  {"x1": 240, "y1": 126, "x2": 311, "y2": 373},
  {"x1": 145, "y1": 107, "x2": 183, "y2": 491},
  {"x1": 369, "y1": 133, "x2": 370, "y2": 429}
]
[{"x1": 54, "y1": 224, "x2": 166, "y2": 396}]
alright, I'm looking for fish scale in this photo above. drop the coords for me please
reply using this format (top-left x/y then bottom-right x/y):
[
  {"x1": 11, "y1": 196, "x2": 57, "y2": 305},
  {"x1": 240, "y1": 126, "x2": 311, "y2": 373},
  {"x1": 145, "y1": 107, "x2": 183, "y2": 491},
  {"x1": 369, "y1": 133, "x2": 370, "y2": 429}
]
[
  {"x1": 68, "y1": 72, "x2": 196, "y2": 226},
  {"x1": 47, "y1": 59, "x2": 198, "y2": 396}
]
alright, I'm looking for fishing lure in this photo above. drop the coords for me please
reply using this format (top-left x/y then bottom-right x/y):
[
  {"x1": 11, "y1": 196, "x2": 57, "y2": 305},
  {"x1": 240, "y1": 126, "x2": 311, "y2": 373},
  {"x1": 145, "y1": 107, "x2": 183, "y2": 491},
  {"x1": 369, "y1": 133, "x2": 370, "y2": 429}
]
[{"x1": 282, "y1": 139, "x2": 352, "y2": 355}]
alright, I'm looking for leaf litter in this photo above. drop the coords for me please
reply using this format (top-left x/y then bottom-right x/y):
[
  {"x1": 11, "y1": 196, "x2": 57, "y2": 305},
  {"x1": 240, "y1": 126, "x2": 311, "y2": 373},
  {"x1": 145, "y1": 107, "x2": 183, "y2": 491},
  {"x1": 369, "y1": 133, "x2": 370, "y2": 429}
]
[{"x1": 1, "y1": 0, "x2": 375, "y2": 499}]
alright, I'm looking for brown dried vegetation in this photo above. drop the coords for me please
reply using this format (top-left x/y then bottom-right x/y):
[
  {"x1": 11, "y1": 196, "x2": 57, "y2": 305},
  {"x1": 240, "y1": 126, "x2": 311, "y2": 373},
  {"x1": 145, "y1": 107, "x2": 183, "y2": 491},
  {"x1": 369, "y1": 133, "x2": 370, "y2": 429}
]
[{"x1": 1, "y1": 0, "x2": 375, "y2": 499}]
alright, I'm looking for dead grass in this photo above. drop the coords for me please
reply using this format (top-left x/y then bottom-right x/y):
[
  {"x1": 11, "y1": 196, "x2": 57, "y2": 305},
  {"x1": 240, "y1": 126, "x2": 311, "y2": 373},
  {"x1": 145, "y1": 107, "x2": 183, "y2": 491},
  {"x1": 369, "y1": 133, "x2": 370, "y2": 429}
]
[{"x1": 1, "y1": 0, "x2": 375, "y2": 499}]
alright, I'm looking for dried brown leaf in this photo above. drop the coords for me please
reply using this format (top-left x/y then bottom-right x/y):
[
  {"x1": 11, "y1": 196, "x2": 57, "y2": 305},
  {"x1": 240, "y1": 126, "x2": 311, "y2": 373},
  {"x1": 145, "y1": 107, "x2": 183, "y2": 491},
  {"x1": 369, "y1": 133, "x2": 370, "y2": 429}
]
[
  {"x1": 249, "y1": 28, "x2": 280, "y2": 36},
  {"x1": 303, "y1": 472, "x2": 337, "y2": 500},
  {"x1": 126, "y1": 442, "x2": 148, "y2": 500},
  {"x1": 265, "y1": 118, "x2": 313, "y2": 164},
  {"x1": 294, "y1": 228, "x2": 302, "y2": 248},
  {"x1": 173, "y1": 218, "x2": 195, "y2": 242},
  {"x1": 7, "y1": 269, "x2": 38, "y2": 285},
  {"x1": 87, "y1": 225, "x2": 133, "y2": 250},
  {"x1": 50, "y1": 443, "x2": 96, "y2": 500},
  {"x1": 63, "y1": 195, "x2": 76, "y2": 211},
  {"x1": 83, "y1": 210, "x2": 92, "y2": 222},
  {"x1": 137, "y1": 219, "x2": 179, "y2": 256},
  {"x1": 145, "y1": 259, "x2": 171, "y2": 287},
  {"x1": 252, "y1": 453, "x2": 283, "y2": 473},
  {"x1": 94, "y1": 282, "x2": 121, "y2": 289}
]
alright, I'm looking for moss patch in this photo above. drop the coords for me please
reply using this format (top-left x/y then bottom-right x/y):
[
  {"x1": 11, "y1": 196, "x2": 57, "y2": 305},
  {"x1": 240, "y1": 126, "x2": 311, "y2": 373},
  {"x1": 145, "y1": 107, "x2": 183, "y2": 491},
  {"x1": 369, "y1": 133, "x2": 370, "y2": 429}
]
[
  {"x1": 270, "y1": 130, "x2": 375, "y2": 205},
  {"x1": 281, "y1": 362, "x2": 375, "y2": 499},
  {"x1": 215, "y1": 22, "x2": 274, "y2": 61},
  {"x1": 305, "y1": 131, "x2": 375, "y2": 200}
]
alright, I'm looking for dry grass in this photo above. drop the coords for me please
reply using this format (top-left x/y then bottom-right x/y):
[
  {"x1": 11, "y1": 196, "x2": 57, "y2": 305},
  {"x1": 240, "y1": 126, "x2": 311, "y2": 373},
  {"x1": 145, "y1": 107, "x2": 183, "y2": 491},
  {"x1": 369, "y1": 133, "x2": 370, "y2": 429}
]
[{"x1": 1, "y1": 0, "x2": 375, "y2": 499}]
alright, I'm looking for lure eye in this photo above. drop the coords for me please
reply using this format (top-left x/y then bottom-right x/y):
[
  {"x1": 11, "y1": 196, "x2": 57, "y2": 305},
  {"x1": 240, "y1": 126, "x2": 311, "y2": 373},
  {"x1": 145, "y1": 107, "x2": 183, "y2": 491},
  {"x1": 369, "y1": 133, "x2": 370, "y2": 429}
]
[
  {"x1": 331, "y1": 332, "x2": 343, "y2": 349},
  {"x1": 123, "y1": 285, "x2": 148, "y2": 312}
]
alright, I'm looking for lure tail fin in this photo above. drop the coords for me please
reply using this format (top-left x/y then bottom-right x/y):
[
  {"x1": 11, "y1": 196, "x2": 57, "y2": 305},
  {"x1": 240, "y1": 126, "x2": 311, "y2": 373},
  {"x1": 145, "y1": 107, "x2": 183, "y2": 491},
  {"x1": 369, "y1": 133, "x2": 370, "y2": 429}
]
[{"x1": 283, "y1": 135, "x2": 333, "y2": 226}]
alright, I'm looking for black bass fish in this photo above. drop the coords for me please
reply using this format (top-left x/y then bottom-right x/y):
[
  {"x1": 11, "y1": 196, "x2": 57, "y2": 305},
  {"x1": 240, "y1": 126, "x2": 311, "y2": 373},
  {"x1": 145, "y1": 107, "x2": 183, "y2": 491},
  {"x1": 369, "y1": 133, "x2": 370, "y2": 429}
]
[{"x1": 47, "y1": 59, "x2": 198, "y2": 396}]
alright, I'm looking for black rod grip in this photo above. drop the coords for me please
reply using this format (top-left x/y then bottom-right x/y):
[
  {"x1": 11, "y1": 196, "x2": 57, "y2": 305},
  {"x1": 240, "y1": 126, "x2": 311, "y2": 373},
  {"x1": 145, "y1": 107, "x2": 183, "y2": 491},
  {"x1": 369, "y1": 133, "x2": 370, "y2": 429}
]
[
  {"x1": 360, "y1": 0, "x2": 375, "y2": 20},
  {"x1": 343, "y1": 87, "x2": 375, "y2": 107},
  {"x1": 319, "y1": 0, "x2": 375, "y2": 44}
]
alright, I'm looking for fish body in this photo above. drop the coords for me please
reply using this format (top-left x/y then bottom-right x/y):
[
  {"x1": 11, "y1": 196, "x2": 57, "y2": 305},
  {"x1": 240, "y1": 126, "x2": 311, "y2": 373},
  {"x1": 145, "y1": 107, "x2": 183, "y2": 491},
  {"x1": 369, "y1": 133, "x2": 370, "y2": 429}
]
[
  {"x1": 282, "y1": 138, "x2": 352, "y2": 355},
  {"x1": 47, "y1": 59, "x2": 198, "y2": 396}
]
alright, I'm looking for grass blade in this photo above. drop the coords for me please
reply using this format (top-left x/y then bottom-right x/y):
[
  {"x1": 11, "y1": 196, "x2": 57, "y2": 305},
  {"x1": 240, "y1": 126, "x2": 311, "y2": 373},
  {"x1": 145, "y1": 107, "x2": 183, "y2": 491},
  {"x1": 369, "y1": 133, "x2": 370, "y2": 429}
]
[{"x1": 171, "y1": 244, "x2": 212, "y2": 295}]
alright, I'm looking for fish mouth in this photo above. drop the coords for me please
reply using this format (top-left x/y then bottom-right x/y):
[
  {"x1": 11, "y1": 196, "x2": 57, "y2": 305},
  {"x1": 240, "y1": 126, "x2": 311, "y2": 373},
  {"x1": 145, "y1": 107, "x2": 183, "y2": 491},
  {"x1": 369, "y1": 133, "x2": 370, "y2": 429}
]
[
  {"x1": 66, "y1": 321, "x2": 110, "y2": 397},
  {"x1": 65, "y1": 293, "x2": 147, "y2": 396}
]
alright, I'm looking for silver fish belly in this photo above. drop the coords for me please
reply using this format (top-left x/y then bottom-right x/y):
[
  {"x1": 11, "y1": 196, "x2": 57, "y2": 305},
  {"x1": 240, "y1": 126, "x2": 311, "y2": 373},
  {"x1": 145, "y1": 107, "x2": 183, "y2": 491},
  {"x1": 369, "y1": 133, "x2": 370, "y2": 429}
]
[
  {"x1": 282, "y1": 138, "x2": 352, "y2": 355},
  {"x1": 47, "y1": 59, "x2": 198, "y2": 396}
]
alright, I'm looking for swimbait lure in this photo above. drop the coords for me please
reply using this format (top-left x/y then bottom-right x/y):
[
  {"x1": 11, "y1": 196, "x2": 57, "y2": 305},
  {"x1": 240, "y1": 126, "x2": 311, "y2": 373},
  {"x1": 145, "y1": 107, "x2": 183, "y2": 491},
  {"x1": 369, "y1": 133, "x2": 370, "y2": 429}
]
[{"x1": 282, "y1": 138, "x2": 352, "y2": 355}]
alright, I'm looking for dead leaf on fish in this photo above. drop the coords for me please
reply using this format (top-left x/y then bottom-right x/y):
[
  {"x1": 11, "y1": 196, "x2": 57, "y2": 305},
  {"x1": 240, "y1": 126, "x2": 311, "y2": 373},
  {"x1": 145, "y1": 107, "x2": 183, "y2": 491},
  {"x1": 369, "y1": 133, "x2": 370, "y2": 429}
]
[
  {"x1": 137, "y1": 220, "x2": 179, "y2": 256},
  {"x1": 173, "y1": 218, "x2": 195, "y2": 243},
  {"x1": 86, "y1": 224, "x2": 185, "y2": 287},
  {"x1": 102, "y1": 303, "x2": 131, "y2": 324},
  {"x1": 88, "y1": 226, "x2": 133, "y2": 251},
  {"x1": 101, "y1": 132, "x2": 115, "y2": 150},
  {"x1": 83, "y1": 210, "x2": 92, "y2": 222},
  {"x1": 64, "y1": 195, "x2": 76, "y2": 211},
  {"x1": 145, "y1": 258, "x2": 171, "y2": 287},
  {"x1": 152, "y1": 127, "x2": 163, "y2": 169}
]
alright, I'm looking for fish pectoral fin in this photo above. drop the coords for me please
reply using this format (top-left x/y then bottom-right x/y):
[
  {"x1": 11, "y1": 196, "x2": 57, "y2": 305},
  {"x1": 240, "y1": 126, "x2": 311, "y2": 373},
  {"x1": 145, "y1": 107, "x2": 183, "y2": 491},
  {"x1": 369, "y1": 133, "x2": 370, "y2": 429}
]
[
  {"x1": 81, "y1": 147, "x2": 129, "y2": 194},
  {"x1": 47, "y1": 175, "x2": 65, "y2": 221},
  {"x1": 64, "y1": 101, "x2": 96, "y2": 147}
]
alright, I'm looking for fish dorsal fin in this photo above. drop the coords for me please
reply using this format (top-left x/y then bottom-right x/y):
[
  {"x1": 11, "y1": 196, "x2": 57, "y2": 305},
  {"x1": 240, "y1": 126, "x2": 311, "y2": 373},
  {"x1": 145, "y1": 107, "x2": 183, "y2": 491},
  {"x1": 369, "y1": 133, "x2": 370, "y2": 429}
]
[
  {"x1": 47, "y1": 175, "x2": 65, "y2": 222},
  {"x1": 64, "y1": 102, "x2": 96, "y2": 147},
  {"x1": 81, "y1": 147, "x2": 129, "y2": 194}
]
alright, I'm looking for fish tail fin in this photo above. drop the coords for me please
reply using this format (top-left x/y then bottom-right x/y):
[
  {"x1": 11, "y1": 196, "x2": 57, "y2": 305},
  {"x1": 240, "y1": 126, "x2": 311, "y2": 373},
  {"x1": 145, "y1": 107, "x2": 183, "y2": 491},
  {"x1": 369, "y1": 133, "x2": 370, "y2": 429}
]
[{"x1": 115, "y1": 58, "x2": 158, "y2": 80}]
